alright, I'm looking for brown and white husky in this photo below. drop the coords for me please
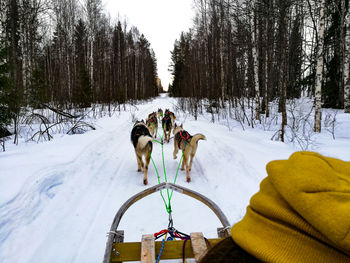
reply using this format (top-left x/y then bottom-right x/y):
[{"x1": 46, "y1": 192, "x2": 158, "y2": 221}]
[
  {"x1": 173, "y1": 123, "x2": 206, "y2": 182},
  {"x1": 146, "y1": 112, "x2": 158, "y2": 138},
  {"x1": 131, "y1": 120, "x2": 153, "y2": 185}
]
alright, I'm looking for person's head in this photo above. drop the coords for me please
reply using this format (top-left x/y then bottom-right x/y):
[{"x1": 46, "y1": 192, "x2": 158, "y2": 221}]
[{"x1": 201, "y1": 152, "x2": 350, "y2": 263}]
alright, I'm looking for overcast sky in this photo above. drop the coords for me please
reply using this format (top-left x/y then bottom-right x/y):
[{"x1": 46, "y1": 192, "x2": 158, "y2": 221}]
[{"x1": 103, "y1": 0, "x2": 195, "y2": 90}]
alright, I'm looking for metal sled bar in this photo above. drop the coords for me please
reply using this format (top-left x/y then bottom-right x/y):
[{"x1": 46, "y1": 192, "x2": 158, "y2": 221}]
[
  {"x1": 110, "y1": 237, "x2": 222, "y2": 262},
  {"x1": 103, "y1": 182, "x2": 231, "y2": 263}
]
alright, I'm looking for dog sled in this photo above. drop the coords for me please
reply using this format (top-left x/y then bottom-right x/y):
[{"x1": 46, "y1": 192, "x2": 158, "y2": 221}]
[{"x1": 103, "y1": 182, "x2": 231, "y2": 263}]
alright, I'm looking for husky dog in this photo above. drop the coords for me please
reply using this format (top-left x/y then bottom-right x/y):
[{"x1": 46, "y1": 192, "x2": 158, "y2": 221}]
[
  {"x1": 173, "y1": 123, "x2": 206, "y2": 182},
  {"x1": 146, "y1": 112, "x2": 158, "y2": 138},
  {"x1": 131, "y1": 120, "x2": 153, "y2": 185},
  {"x1": 164, "y1": 109, "x2": 176, "y2": 126},
  {"x1": 157, "y1": 108, "x2": 163, "y2": 122},
  {"x1": 148, "y1": 111, "x2": 157, "y2": 119},
  {"x1": 162, "y1": 112, "x2": 172, "y2": 143}
]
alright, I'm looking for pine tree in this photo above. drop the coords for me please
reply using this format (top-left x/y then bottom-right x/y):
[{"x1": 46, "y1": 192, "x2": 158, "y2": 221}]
[
  {"x1": 74, "y1": 19, "x2": 91, "y2": 108},
  {"x1": 0, "y1": 45, "x2": 13, "y2": 137},
  {"x1": 28, "y1": 67, "x2": 46, "y2": 108}
]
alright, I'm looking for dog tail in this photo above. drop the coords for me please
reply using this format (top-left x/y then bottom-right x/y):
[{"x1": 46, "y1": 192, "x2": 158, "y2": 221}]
[
  {"x1": 138, "y1": 136, "x2": 154, "y2": 151},
  {"x1": 190, "y1": 133, "x2": 206, "y2": 147}
]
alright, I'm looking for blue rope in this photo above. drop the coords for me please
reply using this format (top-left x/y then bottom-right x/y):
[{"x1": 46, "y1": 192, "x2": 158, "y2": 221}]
[{"x1": 156, "y1": 238, "x2": 166, "y2": 263}]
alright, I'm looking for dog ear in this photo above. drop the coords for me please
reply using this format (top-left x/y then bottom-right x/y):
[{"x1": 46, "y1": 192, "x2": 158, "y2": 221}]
[{"x1": 141, "y1": 119, "x2": 145, "y2": 123}]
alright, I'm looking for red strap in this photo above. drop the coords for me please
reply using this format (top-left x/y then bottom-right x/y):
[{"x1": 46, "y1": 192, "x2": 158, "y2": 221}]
[
  {"x1": 179, "y1": 130, "x2": 190, "y2": 141},
  {"x1": 154, "y1": 229, "x2": 168, "y2": 237}
]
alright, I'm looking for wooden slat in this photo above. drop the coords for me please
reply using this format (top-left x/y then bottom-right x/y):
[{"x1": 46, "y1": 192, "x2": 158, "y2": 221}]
[
  {"x1": 110, "y1": 238, "x2": 222, "y2": 262},
  {"x1": 141, "y1": 234, "x2": 155, "y2": 263},
  {"x1": 190, "y1": 232, "x2": 208, "y2": 262}
]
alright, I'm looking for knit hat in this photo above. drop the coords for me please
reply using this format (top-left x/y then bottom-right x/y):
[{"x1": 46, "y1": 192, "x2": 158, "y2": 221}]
[{"x1": 231, "y1": 151, "x2": 350, "y2": 263}]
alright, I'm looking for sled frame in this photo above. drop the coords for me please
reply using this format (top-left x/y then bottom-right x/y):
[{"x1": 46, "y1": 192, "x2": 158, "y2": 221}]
[{"x1": 103, "y1": 182, "x2": 231, "y2": 263}]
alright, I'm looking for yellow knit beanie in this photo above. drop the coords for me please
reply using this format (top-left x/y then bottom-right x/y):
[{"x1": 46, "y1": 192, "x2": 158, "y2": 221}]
[{"x1": 231, "y1": 151, "x2": 350, "y2": 263}]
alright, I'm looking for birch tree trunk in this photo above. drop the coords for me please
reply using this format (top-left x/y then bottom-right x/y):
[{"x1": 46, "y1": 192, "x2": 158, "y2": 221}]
[
  {"x1": 220, "y1": 33, "x2": 225, "y2": 107},
  {"x1": 252, "y1": 10, "x2": 260, "y2": 121},
  {"x1": 338, "y1": 0, "x2": 346, "y2": 108},
  {"x1": 219, "y1": 0, "x2": 225, "y2": 108},
  {"x1": 314, "y1": 0, "x2": 326, "y2": 132},
  {"x1": 344, "y1": 9, "x2": 350, "y2": 113},
  {"x1": 264, "y1": 16, "x2": 269, "y2": 117}
]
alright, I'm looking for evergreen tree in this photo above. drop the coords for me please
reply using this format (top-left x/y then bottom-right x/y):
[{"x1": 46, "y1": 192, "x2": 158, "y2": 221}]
[
  {"x1": 0, "y1": 44, "x2": 13, "y2": 137},
  {"x1": 28, "y1": 66, "x2": 46, "y2": 108},
  {"x1": 74, "y1": 19, "x2": 91, "y2": 108}
]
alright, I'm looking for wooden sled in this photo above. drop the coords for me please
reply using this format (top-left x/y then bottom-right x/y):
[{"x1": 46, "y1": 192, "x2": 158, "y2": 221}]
[{"x1": 103, "y1": 182, "x2": 231, "y2": 263}]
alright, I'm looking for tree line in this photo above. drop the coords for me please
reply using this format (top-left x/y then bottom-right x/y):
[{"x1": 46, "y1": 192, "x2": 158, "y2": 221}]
[
  {"x1": 0, "y1": 0, "x2": 160, "y2": 140},
  {"x1": 169, "y1": 0, "x2": 350, "y2": 138}
]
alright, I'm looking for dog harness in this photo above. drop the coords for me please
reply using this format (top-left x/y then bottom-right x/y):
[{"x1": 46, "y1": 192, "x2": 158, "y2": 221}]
[
  {"x1": 149, "y1": 112, "x2": 157, "y2": 118},
  {"x1": 147, "y1": 116, "x2": 157, "y2": 125},
  {"x1": 178, "y1": 130, "x2": 191, "y2": 148}
]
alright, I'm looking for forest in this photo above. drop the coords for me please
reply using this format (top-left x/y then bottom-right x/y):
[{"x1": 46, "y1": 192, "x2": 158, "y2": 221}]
[
  {"x1": 169, "y1": 0, "x2": 350, "y2": 141},
  {"x1": 0, "y1": 0, "x2": 161, "y2": 145},
  {"x1": 0, "y1": 0, "x2": 350, "y2": 147}
]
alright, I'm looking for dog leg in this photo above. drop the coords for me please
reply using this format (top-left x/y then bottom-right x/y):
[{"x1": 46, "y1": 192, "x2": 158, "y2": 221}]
[
  {"x1": 140, "y1": 157, "x2": 144, "y2": 171},
  {"x1": 181, "y1": 152, "x2": 185, "y2": 170},
  {"x1": 136, "y1": 152, "x2": 142, "y2": 172},
  {"x1": 143, "y1": 154, "x2": 151, "y2": 185},
  {"x1": 183, "y1": 155, "x2": 191, "y2": 182},
  {"x1": 189, "y1": 153, "x2": 195, "y2": 171},
  {"x1": 173, "y1": 140, "x2": 179, "y2": 159},
  {"x1": 163, "y1": 129, "x2": 167, "y2": 142}
]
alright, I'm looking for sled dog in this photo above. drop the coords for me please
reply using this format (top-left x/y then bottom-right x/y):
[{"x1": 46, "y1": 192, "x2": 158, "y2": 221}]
[
  {"x1": 157, "y1": 108, "x2": 163, "y2": 122},
  {"x1": 131, "y1": 120, "x2": 153, "y2": 185},
  {"x1": 164, "y1": 109, "x2": 176, "y2": 126},
  {"x1": 162, "y1": 112, "x2": 172, "y2": 143},
  {"x1": 173, "y1": 123, "x2": 206, "y2": 182},
  {"x1": 146, "y1": 112, "x2": 158, "y2": 138}
]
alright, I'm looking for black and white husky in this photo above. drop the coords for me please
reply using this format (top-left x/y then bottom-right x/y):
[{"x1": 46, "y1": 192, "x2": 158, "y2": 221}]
[{"x1": 131, "y1": 120, "x2": 153, "y2": 185}]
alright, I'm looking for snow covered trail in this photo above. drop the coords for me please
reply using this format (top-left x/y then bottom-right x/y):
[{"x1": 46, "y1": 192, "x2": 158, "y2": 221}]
[
  {"x1": 0, "y1": 94, "x2": 349, "y2": 263},
  {"x1": 0, "y1": 99, "x2": 164, "y2": 262}
]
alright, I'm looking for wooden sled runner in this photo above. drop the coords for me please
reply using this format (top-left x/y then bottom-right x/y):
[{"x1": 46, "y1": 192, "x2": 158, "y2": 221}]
[{"x1": 103, "y1": 182, "x2": 231, "y2": 263}]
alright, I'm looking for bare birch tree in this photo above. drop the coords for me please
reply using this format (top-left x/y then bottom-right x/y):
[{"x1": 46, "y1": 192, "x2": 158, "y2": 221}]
[
  {"x1": 344, "y1": 7, "x2": 350, "y2": 113},
  {"x1": 251, "y1": 5, "x2": 260, "y2": 121},
  {"x1": 314, "y1": 0, "x2": 326, "y2": 132}
]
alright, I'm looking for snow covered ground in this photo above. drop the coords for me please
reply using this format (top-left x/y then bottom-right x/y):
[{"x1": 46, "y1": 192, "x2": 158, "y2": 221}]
[{"x1": 0, "y1": 94, "x2": 349, "y2": 263}]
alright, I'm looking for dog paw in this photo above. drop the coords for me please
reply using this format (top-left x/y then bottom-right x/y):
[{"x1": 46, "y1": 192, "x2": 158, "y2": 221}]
[
  {"x1": 181, "y1": 167, "x2": 184, "y2": 171},
  {"x1": 173, "y1": 156, "x2": 177, "y2": 159},
  {"x1": 186, "y1": 177, "x2": 191, "y2": 183},
  {"x1": 143, "y1": 179, "x2": 148, "y2": 185},
  {"x1": 138, "y1": 169, "x2": 141, "y2": 172}
]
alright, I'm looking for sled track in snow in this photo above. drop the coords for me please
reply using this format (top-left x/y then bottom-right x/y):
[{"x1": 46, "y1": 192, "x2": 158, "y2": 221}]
[{"x1": 0, "y1": 103, "x2": 159, "y2": 257}]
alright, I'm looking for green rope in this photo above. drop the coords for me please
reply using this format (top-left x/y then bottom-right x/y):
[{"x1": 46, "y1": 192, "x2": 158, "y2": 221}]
[
  {"x1": 149, "y1": 127, "x2": 173, "y2": 213},
  {"x1": 153, "y1": 139, "x2": 163, "y2": 145},
  {"x1": 149, "y1": 121, "x2": 187, "y2": 214},
  {"x1": 150, "y1": 153, "x2": 171, "y2": 213},
  {"x1": 169, "y1": 143, "x2": 186, "y2": 201},
  {"x1": 158, "y1": 126, "x2": 172, "y2": 211}
]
